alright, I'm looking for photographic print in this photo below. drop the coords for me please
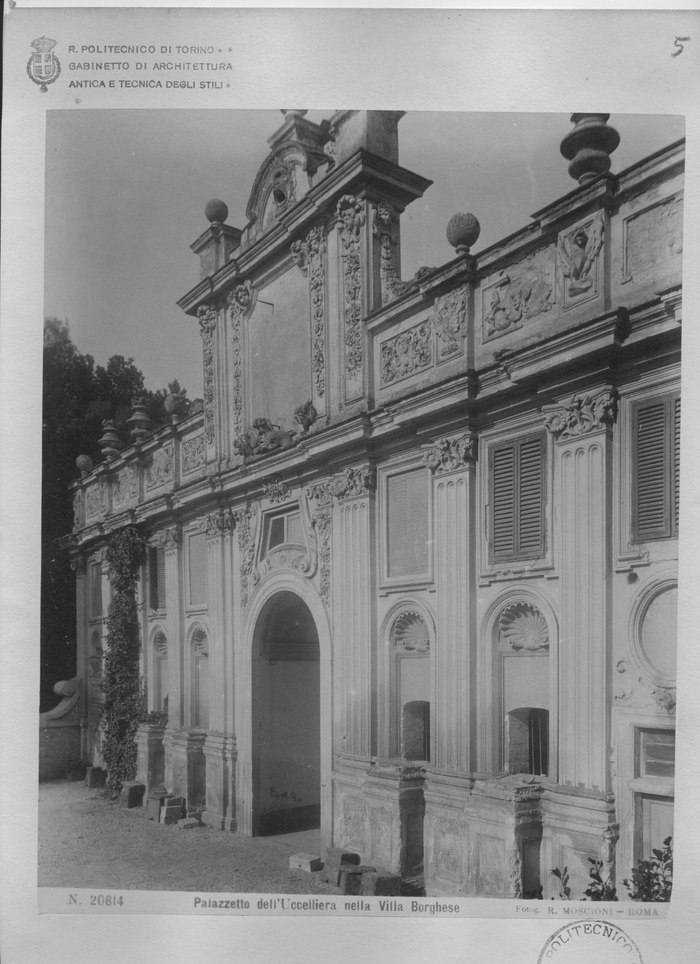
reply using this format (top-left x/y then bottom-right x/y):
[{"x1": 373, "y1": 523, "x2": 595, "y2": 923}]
[{"x1": 38, "y1": 105, "x2": 684, "y2": 908}]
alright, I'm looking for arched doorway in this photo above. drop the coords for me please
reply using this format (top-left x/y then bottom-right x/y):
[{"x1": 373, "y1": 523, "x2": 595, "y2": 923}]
[{"x1": 252, "y1": 591, "x2": 321, "y2": 835}]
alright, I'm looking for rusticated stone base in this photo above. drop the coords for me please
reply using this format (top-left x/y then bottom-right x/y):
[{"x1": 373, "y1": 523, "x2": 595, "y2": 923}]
[
  {"x1": 423, "y1": 767, "x2": 474, "y2": 896},
  {"x1": 540, "y1": 785, "x2": 618, "y2": 900},
  {"x1": 201, "y1": 732, "x2": 237, "y2": 831},
  {"x1": 333, "y1": 756, "x2": 425, "y2": 888}
]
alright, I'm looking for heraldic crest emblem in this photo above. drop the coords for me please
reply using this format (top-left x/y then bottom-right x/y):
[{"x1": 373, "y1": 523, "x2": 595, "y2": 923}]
[{"x1": 27, "y1": 36, "x2": 61, "y2": 92}]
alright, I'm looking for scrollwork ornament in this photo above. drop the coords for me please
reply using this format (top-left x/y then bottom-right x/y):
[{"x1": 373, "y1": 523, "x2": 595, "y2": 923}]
[
  {"x1": 158, "y1": 526, "x2": 182, "y2": 550},
  {"x1": 234, "y1": 505, "x2": 256, "y2": 612},
  {"x1": 336, "y1": 196, "x2": 365, "y2": 379},
  {"x1": 544, "y1": 389, "x2": 618, "y2": 441},
  {"x1": 197, "y1": 304, "x2": 218, "y2": 448}
]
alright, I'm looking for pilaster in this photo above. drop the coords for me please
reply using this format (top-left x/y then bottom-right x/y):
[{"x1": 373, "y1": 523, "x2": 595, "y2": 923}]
[
  {"x1": 544, "y1": 389, "x2": 616, "y2": 791},
  {"x1": 426, "y1": 433, "x2": 477, "y2": 772},
  {"x1": 161, "y1": 525, "x2": 183, "y2": 727},
  {"x1": 333, "y1": 465, "x2": 376, "y2": 759}
]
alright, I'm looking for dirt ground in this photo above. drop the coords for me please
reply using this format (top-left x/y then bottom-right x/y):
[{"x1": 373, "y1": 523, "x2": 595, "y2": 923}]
[{"x1": 38, "y1": 780, "x2": 339, "y2": 895}]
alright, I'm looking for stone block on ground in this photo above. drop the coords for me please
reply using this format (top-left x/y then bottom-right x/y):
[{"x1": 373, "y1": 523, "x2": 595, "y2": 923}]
[
  {"x1": 163, "y1": 796, "x2": 185, "y2": 810},
  {"x1": 145, "y1": 793, "x2": 167, "y2": 821},
  {"x1": 186, "y1": 811, "x2": 203, "y2": 822},
  {"x1": 289, "y1": 853, "x2": 323, "y2": 873},
  {"x1": 119, "y1": 782, "x2": 145, "y2": 809},
  {"x1": 360, "y1": 871, "x2": 402, "y2": 896},
  {"x1": 85, "y1": 767, "x2": 105, "y2": 789},
  {"x1": 340, "y1": 864, "x2": 376, "y2": 896},
  {"x1": 177, "y1": 818, "x2": 203, "y2": 830},
  {"x1": 160, "y1": 805, "x2": 183, "y2": 826},
  {"x1": 321, "y1": 847, "x2": 360, "y2": 885}
]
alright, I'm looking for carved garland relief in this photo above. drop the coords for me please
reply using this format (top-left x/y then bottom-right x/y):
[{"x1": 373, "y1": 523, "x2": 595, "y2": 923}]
[
  {"x1": 557, "y1": 212, "x2": 604, "y2": 308},
  {"x1": 144, "y1": 442, "x2": 174, "y2": 491},
  {"x1": 423, "y1": 433, "x2": 477, "y2": 474},
  {"x1": 336, "y1": 195, "x2": 366, "y2": 386},
  {"x1": 228, "y1": 282, "x2": 252, "y2": 445},
  {"x1": 197, "y1": 304, "x2": 217, "y2": 448},
  {"x1": 112, "y1": 464, "x2": 138, "y2": 509},
  {"x1": 623, "y1": 192, "x2": 683, "y2": 285},
  {"x1": 381, "y1": 321, "x2": 432, "y2": 386},
  {"x1": 85, "y1": 482, "x2": 109, "y2": 521},
  {"x1": 432, "y1": 285, "x2": 468, "y2": 360},
  {"x1": 291, "y1": 223, "x2": 327, "y2": 398}
]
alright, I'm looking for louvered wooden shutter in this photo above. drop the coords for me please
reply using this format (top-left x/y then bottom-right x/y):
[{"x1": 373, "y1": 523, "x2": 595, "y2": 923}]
[
  {"x1": 156, "y1": 547, "x2": 166, "y2": 610},
  {"x1": 518, "y1": 436, "x2": 545, "y2": 556},
  {"x1": 673, "y1": 396, "x2": 681, "y2": 535},
  {"x1": 491, "y1": 444, "x2": 515, "y2": 558},
  {"x1": 490, "y1": 434, "x2": 545, "y2": 562},
  {"x1": 633, "y1": 394, "x2": 679, "y2": 542}
]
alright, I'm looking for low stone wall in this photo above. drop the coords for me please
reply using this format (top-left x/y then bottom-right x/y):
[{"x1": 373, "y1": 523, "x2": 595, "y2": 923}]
[{"x1": 39, "y1": 679, "x2": 83, "y2": 781}]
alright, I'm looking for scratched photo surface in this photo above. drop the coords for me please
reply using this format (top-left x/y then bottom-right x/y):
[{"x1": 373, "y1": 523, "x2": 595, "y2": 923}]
[{"x1": 39, "y1": 106, "x2": 684, "y2": 912}]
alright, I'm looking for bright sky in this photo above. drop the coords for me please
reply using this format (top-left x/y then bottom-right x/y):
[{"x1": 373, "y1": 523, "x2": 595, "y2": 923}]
[{"x1": 44, "y1": 110, "x2": 685, "y2": 398}]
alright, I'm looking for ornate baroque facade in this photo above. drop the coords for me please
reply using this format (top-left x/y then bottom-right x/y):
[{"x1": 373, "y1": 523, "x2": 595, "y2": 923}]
[{"x1": 66, "y1": 111, "x2": 682, "y2": 898}]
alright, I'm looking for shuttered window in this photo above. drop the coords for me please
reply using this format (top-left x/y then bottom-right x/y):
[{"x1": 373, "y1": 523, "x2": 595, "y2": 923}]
[
  {"x1": 387, "y1": 469, "x2": 430, "y2": 578},
  {"x1": 149, "y1": 546, "x2": 166, "y2": 610},
  {"x1": 632, "y1": 394, "x2": 680, "y2": 542},
  {"x1": 489, "y1": 434, "x2": 546, "y2": 562}
]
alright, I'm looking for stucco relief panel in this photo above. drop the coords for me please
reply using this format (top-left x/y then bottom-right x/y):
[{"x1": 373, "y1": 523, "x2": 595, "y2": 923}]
[
  {"x1": 85, "y1": 481, "x2": 109, "y2": 521},
  {"x1": 144, "y1": 443, "x2": 174, "y2": 492},
  {"x1": 622, "y1": 192, "x2": 683, "y2": 285},
  {"x1": 181, "y1": 433, "x2": 206, "y2": 475},
  {"x1": 482, "y1": 247, "x2": 554, "y2": 342},
  {"x1": 112, "y1": 464, "x2": 138, "y2": 509}
]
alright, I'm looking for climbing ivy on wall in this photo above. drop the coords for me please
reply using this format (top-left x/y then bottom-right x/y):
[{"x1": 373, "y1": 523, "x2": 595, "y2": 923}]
[{"x1": 102, "y1": 526, "x2": 147, "y2": 792}]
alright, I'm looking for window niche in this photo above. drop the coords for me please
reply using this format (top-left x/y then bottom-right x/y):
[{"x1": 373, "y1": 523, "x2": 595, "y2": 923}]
[
  {"x1": 496, "y1": 601, "x2": 550, "y2": 777},
  {"x1": 389, "y1": 609, "x2": 432, "y2": 762}
]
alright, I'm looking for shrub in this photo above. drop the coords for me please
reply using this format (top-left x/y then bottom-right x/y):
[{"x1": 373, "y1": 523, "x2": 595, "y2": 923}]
[
  {"x1": 623, "y1": 837, "x2": 673, "y2": 902},
  {"x1": 583, "y1": 858, "x2": 617, "y2": 901}
]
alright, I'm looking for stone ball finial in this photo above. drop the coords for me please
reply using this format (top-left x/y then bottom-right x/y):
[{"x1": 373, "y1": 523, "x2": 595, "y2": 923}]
[
  {"x1": 560, "y1": 113, "x2": 620, "y2": 185},
  {"x1": 446, "y1": 212, "x2": 481, "y2": 256},
  {"x1": 76, "y1": 454, "x2": 93, "y2": 477},
  {"x1": 205, "y1": 198, "x2": 229, "y2": 224}
]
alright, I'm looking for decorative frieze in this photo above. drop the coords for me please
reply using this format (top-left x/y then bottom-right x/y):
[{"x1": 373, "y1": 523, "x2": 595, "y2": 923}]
[
  {"x1": 432, "y1": 285, "x2": 467, "y2": 359},
  {"x1": 197, "y1": 304, "x2": 217, "y2": 448},
  {"x1": 557, "y1": 212, "x2": 604, "y2": 307},
  {"x1": 336, "y1": 195, "x2": 365, "y2": 380},
  {"x1": 144, "y1": 443, "x2": 174, "y2": 491},
  {"x1": 544, "y1": 389, "x2": 618, "y2": 441},
  {"x1": 262, "y1": 475, "x2": 289, "y2": 504},
  {"x1": 498, "y1": 602, "x2": 549, "y2": 651},
  {"x1": 181, "y1": 433, "x2": 205, "y2": 475},
  {"x1": 73, "y1": 490, "x2": 83, "y2": 529},
  {"x1": 112, "y1": 464, "x2": 138, "y2": 509},
  {"x1": 228, "y1": 283, "x2": 252, "y2": 444},
  {"x1": 380, "y1": 321, "x2": 432, "y2": 386},
  {"x1": 335, "y1": 466, "x2": 376, "y2": 501},
  {"x1": 483, "y1": 248, "x2": 553, "y2": 341},
  {"x1": 291, "y1": 224, "x2": 327, "y2": 397},
  {"x1": 423, "y1": 434, "x2": 477, "y2": 474}
]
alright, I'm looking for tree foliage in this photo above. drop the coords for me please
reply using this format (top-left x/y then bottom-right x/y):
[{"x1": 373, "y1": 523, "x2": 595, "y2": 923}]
[{"x1": 41, "y1": 318, "x2": 188, "y2": 709}]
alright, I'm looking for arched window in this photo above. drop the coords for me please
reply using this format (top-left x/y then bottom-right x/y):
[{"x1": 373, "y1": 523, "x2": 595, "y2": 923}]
[
  {"x1": 153, "y1": 630, "x2": 168, "y2": 713},
  {"x1": 390, "y1": 610, "x2": 431, "y2": 762},
  {"x1": 497, "y1": 601, "x2": 550, "y2": 776}
]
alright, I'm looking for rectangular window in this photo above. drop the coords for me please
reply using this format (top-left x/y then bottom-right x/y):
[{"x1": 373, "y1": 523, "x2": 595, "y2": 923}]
[
  {"x1": 188, "y1": 533, "x2": 207, "y2": 607},
  {"x1": 149, "y1": 546, "x2": 166, "y2": 611},
  {"x1": 632, "y1": 394, "x2": 680, "y2": 542},
  {"x1": 387, "y1": 468, "x2": 430, "y2": 578},
  {"x1": 264, "y1": 509, "x2": 303, "y2": 555},
  {"x1": 489, "y1": 434, "x2": 546, "y2": 562},
  {"x1": 637, "y1": 728, "x2": 675, "y2": 781}
]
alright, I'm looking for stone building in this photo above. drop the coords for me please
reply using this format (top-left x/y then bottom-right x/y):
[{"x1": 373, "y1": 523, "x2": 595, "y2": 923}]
[{"x1": 66, "y1": 111, "x2": 682, "y2": 898}]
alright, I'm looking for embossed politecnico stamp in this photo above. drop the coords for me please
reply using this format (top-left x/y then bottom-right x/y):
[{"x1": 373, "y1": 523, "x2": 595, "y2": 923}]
[{"x1": 538, "y1": 922, "x2": 643, "y2": 964}]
